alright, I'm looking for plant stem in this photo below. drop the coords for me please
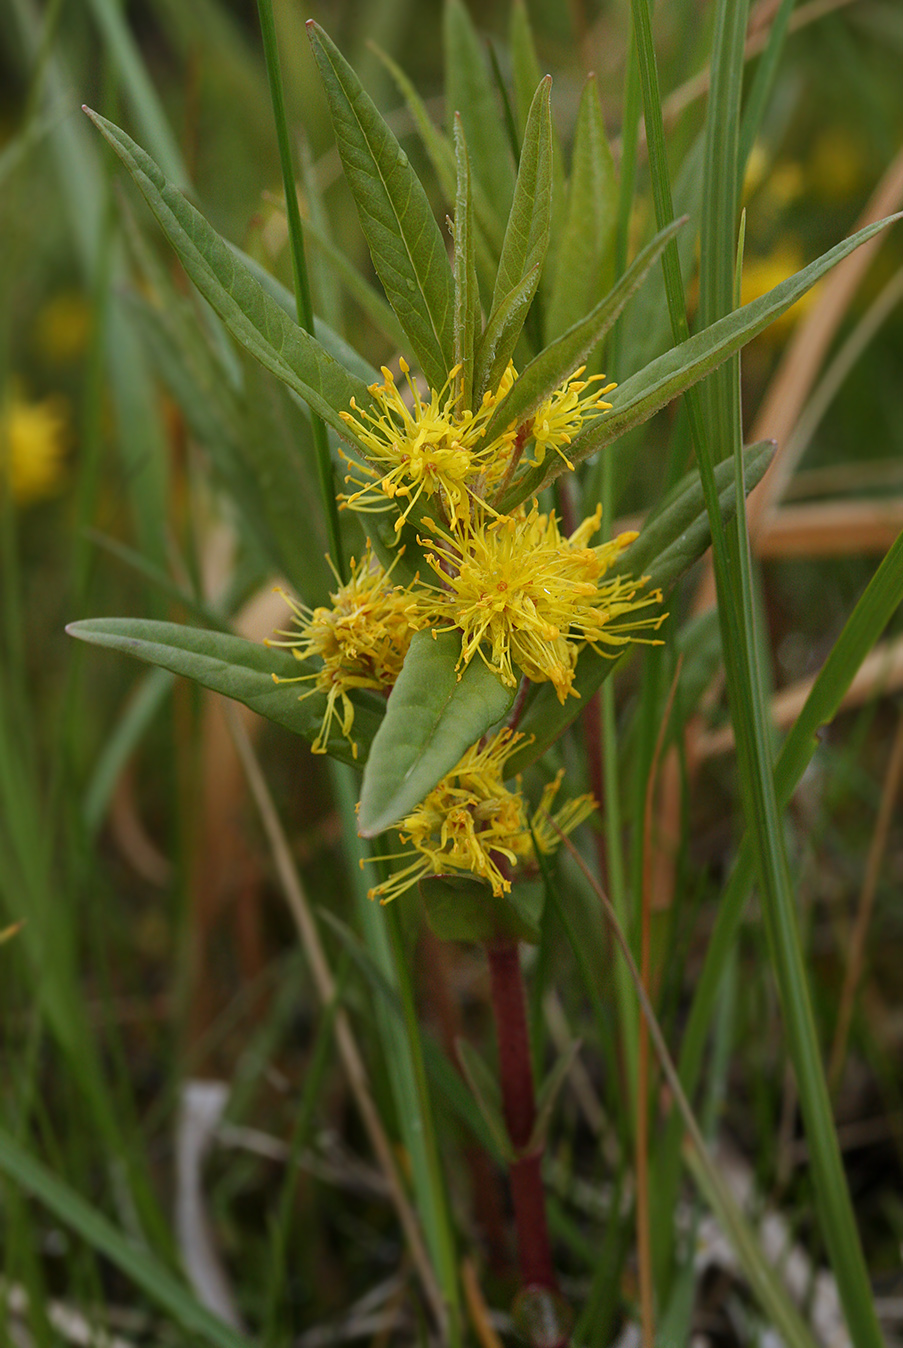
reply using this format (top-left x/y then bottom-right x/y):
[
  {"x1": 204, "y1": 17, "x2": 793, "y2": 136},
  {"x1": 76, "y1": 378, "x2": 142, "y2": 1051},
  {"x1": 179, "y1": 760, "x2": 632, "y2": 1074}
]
[{"x1": 485, "y1": 936, "x2": 556, "y2": 1292}]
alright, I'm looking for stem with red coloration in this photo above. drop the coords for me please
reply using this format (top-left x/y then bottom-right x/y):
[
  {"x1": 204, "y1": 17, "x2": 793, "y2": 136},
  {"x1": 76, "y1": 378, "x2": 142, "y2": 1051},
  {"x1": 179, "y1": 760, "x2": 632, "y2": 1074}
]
[{"x1": 485, "y1": 936, "x2": 557, "y2": 1293}]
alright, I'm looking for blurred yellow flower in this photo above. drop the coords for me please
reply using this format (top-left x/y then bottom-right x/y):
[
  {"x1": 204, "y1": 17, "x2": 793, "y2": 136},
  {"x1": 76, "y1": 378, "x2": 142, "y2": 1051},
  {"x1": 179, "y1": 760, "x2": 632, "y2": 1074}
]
[
  {"x1": 367, "y1": 728, "x2": 596, "y2": 903},
  {"x1": 741, "y1": 243, "x2": 819, "y2": 336},
  {"x1": 32, "y1": 291, "x2": 91, "y2": 364},
  {"x1": 1, "y1": 387, "x2": 68, "y2": 506}
]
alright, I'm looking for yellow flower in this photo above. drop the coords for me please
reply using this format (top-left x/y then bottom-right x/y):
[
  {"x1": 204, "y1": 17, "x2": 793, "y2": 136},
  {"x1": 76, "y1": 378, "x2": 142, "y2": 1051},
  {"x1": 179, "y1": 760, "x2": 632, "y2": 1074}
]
[
  {"x1": 419, "y1": 504, "x2": 665, "y2": 702},
  {"x1": 340, "y1": 358, "x2": 517, "y2": 532},
  {"x1": 367, "y1": 728, "x2": 596, "y2": 903},
  {"x1": 1, "y1": 387, "x2": 68, "y2": 506},
  {"x1": 267, "y1": 546, "x2": 426, "y2": 757},
  {"x1": 338, "y1": 357, "x2": 615, "y2": 531},
  {"x1": 528, "y1": 367, "x2": 616, "y2": 468}
]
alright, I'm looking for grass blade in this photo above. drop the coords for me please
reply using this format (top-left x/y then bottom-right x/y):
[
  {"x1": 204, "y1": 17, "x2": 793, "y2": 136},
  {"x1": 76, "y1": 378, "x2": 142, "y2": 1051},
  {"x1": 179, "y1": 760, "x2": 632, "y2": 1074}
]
[{"x1": 0, "y1": 1126, "x2": 254, "y2": 1348}]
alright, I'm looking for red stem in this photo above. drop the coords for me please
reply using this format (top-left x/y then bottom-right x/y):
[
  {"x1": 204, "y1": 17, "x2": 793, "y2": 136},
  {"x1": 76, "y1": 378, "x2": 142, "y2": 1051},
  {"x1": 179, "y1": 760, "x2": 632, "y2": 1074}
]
[{"x1": 486, "y1": 937, "x2": 557, "y2": 1292}]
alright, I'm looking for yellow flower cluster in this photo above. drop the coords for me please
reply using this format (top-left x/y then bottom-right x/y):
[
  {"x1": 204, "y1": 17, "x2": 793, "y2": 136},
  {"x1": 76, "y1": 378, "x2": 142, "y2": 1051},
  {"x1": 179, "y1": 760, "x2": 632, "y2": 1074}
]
[
  {"x1": 272, "y1": 355, "x2": 664, "y2": 898},
  {"x1": 419, "y1": 503, "x2": 663, "y2": 703},
  {"x1": 366, "y1": 729, "x2": 596, "y2": 904},
  {"x1": 266, "y1": 547, "x2": 426, "y2": 756}
]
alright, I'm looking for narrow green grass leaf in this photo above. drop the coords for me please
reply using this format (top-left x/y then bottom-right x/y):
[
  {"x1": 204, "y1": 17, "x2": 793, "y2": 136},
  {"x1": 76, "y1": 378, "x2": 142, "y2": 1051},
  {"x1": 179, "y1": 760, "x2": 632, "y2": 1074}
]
[
  {"x1": 502, "y1": 212, "x2": 903, "y2": 507},
  {"x1": 453, "y1": 118, "x2": 479, "y2": 411},
  {"x1": 444, "y1": 0, "x2": 516, "y2": 224},
  {"x1": 357, "y1": 630, "x2": 514, "y2": 836},
  {"x1": 682, "y1": 1146, "x2": 820, "y2": 1348},
  {"x1": 546, "y1": 75, "x2": 618, "y2": 342},
  {"x1": 484, "y1": 218, "x2": 684, "y2": 450},
  {"x1": 0, "y1": 1127, "x2": 254, "y2": 1348},
  {"x1": 318, "y1": 897, "x2": 503, "y2": 1160},
  {"x1": 307, "y1": 22, "x2": 455, "y2": 391},
  {"x1": 508, "y1": 0, "x2": 547, "y2": 138},
  {"x1": 503, "y1": 444, "x2": 773, "y2": 777},
  {"x1": 330, "y1": 766, "x2": 464, "y2": 1346},
  {"x1": 66, "y1": 619, "x2": 381, "y2": 765},
  {"x1": 692, "y1": 0, "x2": 886, "y2": 1338},
  {"x1": 83, "y1": 668, "x2": 174, "y2": 834},
  {"x1": 84, "y1": 108, "x2": 374, "y2": 447},
  {"x1": 455, "y1": 1039, "x2": 514, "y2": 1163}
]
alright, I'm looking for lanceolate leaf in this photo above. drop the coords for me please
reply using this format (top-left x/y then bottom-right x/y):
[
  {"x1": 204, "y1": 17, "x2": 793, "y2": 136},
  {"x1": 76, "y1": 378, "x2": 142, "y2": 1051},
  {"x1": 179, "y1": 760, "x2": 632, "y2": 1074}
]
[
  {"x1": 472, "y1": 77, "x2": 552, "y2": 400},
  {"x1": 473, "y1": 265, "x2": 541, "y2": 405},
  {"x1": 66, "y1": 619, "x2": 382, "y2": 766},
  {"x1": 546, "y1": 74, "x2": 618, "y2": 342},
  {"x1": 489, "y1": 77, "x2": 552, "y2": 322},
  {"x1": 502, "y1": 443, "x2": 774, "y2": 776},
  {"x1": 357, "y1": 630, "x2": 514, "y2": 837},
  {"x1": 453, "y1": 118, "x2": 479, "y2": 411},
  {"x1": 509, "y1": 0, "x2": 566, "y2": 202},
  {"x1": 373, "y1": 41, "x2": 506, "y2": 266},
  {"x1": 307, "y1": 22, "x2": 455, "y2": 393},
  {"x1": 608, "y1": 441, "x2": 774, "y2": 588},
  {"x1": 482, "y1": 218, "x2": 685, "y2": 449},
  {"x1": 501, "y1": 212, "x2": 903, "y2": 509},
  {"x1": 83, "y1": 109, "x2": 374, "y2": 450}
]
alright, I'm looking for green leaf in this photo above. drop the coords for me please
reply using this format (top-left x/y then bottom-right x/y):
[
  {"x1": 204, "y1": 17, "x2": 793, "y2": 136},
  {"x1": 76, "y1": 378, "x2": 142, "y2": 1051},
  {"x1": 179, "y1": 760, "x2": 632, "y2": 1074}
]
[
  {"x1": 307, "y1": 23, "x2": 455, "y2": 392},
  {"x1": 420, "y1": 874, "x2": 544, "y2": 945},
  {"x1": 502, "y1": 442, "x2": 774, "y2": 777},
  {"x1": 501, "y1": 212, "x2": 903, "y2": 508},
  {"x1": 609, "y1": 440, "x2": 774, "y2": 590},
  {"x1": 489, "y1": 77, "x2": 552, "y2": 320},
  {"x1": 453, "y1": 118, "x2": 480, "y2": 412},
  {"x1": 546, "y1": 75, "x2": 618, "y2": 342},
  {"x1": 473, "y1": 77, "x2": 552, "y2": 401},
  {"x1": 84, "y1": 109, "x2": 374, "y2": 447},
  {"x1": 225, "y1": 243, "x2": 382, "y2": 385},
  {"x1": 66, "y1": 619, "x2": 381, "y2": 766},
  {"x1": 444, "y1": 0, "x2": 516, "y2": 225},
  {"x1": 482, "y1": 218, "x2": 685, "y2": 452},
  {"x1": 372, "y1": 40, "x2": 506, "y2": 266},
  {"x1": 125, "y1": 285, "x2": 331, "y2": 605},
  {"x1": 472, "y1": 265, "x2": 541, "y2": 405},
  {"x1": 301, "y1": 219, "x2": 409, "y2": 355},
  {"x1": 357, "y1": 630, "x2": 514, "y2": 837}
]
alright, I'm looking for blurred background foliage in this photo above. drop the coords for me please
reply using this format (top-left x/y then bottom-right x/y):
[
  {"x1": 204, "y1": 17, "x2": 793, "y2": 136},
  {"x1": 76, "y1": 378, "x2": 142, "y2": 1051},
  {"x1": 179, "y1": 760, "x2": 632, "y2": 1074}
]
[{"x1": 2, "y1": 0, "x2": 903, "y2": 1345}]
